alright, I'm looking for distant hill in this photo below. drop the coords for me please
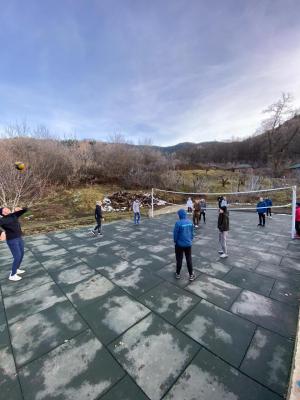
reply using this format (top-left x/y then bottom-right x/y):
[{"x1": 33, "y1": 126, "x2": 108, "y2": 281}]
[{"x1": 153, "y1": 115, "x2": 300, "y2": 169}]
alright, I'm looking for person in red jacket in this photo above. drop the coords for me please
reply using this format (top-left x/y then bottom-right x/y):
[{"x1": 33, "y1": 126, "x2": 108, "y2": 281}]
[{"x1": 296, "y1": 202, "x2": 300, "y2": 237}]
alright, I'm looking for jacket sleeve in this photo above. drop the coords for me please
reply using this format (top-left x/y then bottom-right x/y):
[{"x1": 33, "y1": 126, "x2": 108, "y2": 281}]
[
  {"x1": 190, "y1": 224, "x2": 194, "y2": 240},
  {"x1": 12, "y1": 208, "x2": 28, "y2": 217},
  {"x1": 173, "y1": 223, "x2": 179, "y2": 243}
]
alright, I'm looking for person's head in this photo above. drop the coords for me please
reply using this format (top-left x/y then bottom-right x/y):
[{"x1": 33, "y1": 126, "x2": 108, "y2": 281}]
[
  {"x1": 0, "y1": 207, "x2": 11, "y2": 216},
  {"x1": 177, "y1": 209, "x2": 187, "y2": 220},
  {"x1": 96, "y1": 201, "x2": 102, "y2": 206},
  {"x1": 259, "y1": 197, "x2": 263, "y2": 202}
]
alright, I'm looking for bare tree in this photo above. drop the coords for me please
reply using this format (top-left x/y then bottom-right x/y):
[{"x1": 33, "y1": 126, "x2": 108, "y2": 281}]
[
  {"x1": 261, "y1": 93, "x2": 300, "y2": 176},
  {"x1": 0, "y1": 145, "x2": 48, "y2": 208}
]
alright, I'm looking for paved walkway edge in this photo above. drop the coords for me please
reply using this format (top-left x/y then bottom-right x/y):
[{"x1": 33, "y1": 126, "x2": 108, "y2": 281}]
[{"x1": 288, "y1": 308, "x2": 300, "y2": 400}]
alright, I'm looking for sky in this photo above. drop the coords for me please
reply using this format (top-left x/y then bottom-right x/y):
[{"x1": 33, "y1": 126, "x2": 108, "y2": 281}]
[{"x1": 1, "y1": 0, "x2": 300, "y2": 146}]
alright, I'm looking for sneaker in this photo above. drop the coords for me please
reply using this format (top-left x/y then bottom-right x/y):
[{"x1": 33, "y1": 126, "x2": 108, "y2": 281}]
[
  {"x1": 219, "y1": 253, "x2": 228, "y2": 258},
  {"x1": 189, "y1": 274, "x2": 196, "y2": 281},
  {"x1": 98, "y1": 232, "x2": 103, "y2": 236},
  {"x1": 16, "y1": 269, "x2": 25, "y2": 274},
  {"x1": 175, "y1": 273, "x2": 181, "y2": 279},
  {"x1": 9, "y1": 274, "x2": 22, "y2": 282},
  {"x1": 218, "y1": 250, "x2": 223, "y2": 254},
  {"x1": 90, "y1": 230, "x2": 96, "y2": 236},
  {"x1": 257, "y1": 224, "x2": 262, "y2": 226},
  {"x1": 269, "y1": 216, "x2": 272, "y2": 219}
]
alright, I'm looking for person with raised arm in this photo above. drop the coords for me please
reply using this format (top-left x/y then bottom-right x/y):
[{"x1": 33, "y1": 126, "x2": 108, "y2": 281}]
[{"x1": 0, "y1": 206, "x2": 28, "y2": 281}]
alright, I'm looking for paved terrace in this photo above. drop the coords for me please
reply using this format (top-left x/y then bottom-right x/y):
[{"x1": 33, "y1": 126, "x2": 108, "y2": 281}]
[{"x1": 0, "y1": 211, "x2": 300, "y2": 400}]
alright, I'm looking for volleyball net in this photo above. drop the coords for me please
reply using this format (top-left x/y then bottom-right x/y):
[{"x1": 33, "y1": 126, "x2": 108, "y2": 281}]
[{"x1": 150, "y1": 185, "x2": 297, "y2": 238}]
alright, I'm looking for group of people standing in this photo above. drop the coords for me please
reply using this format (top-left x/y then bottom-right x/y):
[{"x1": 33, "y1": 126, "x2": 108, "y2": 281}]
[
  {"x1": 256, "y1": 197, "x2": 272, "y2": 227},
  {"x1": 173, "y1": 196, "x2": 230, "y2": 281},
  {"x1": 186, "y1": 197, "x2": 207, "y2": 227}
]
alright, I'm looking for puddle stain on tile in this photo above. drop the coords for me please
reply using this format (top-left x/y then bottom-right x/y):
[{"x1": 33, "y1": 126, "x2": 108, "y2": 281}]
[{"x1": 102, "y1": 295, "x2": 150, "y2": 333}]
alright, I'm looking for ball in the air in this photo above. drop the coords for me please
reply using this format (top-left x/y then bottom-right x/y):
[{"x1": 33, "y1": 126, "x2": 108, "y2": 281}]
[{"x1": 15, "y1": 162, "x2": 25, "y2": 171}]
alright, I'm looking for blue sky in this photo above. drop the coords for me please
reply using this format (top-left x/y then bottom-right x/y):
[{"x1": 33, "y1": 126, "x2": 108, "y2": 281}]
[{"x1": 1, "y1": 0, "x2": 300, "y2": 145}]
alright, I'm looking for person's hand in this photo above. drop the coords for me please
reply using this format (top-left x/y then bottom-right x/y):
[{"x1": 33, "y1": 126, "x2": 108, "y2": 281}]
[
  {"x1": 102, "y1": 218, "x2": 105, "y2": 221},
  {"x1": 14, "y1": 207, "x2": 22, "y2": 212},
  {"x1": 0, "y1": 232, "x2": 6, "y2": 241}
]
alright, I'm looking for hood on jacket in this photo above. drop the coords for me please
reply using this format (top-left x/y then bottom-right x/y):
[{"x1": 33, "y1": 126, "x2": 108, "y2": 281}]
[{"x1": 178, "y1": 209, "x2": 187, "y2": 219}]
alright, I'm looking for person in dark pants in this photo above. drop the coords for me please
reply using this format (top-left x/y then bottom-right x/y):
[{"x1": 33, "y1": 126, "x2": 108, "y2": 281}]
[
  {"x1": 173, "y1": 209, "x2": 195, "y2": 281},
  {"x1": 265, "y1": 197, "x2": 273, "y2": 218},
  {"x1": 0, "y1": 206, "x2": 28, "y2": 281},
  {"x1": 200, "y1": 198, "x2": 206, "y2": 223},
  {"x1": 256, "y1": 197, "x2": 267, "y2": 227},
  {"x1": 193, "y1": 199, "x2": 201, "y2": 227},
  {"x1": 218, "y1": 206, "x2": 229, "y2": 258},
  {"x1": 91, "y1": 201, "x2": 104, "y2": 236}
]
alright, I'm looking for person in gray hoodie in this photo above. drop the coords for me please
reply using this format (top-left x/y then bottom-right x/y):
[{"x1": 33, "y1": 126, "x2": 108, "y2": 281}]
[{"x1": 173, "y1": 209, "x2": 195, "y2": 281}]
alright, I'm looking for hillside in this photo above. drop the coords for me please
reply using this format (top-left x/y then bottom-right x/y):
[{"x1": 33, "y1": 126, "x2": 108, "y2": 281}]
[{"x1": 155, "y1": 115, "x2": 300, "y2": 168}]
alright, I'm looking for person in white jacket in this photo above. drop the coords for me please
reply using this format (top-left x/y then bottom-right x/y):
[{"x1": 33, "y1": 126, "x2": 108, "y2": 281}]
[
  {"x1": 186, "y1": 197, "x2": 193, "y2": 213},
  {"x1": 132, "y1": 199, "x2": 141, "y2": 224}
]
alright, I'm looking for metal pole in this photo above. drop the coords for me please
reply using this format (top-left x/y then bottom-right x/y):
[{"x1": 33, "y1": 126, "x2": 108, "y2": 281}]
[
  {"x1": 291, "y1": 185, "x2": 297, "y2": 239},
  {"x1": 151, "y1": 188, "x2": 154, "y2": 218}
]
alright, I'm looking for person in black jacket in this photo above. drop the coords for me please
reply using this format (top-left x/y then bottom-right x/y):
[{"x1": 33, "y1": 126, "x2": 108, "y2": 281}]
[
  {"x1": 91, "y1": 201, "x2": 104, "y2": 236},
  {"x1": 218, "y1": 206, "x2": 229, "y2": 258},
  {"x1": 0, "y1": 206, "x2": 28, "y2": 281}
]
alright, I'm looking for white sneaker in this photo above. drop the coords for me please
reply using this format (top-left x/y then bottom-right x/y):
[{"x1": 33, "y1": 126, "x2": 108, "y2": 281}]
[
  {"x1": 220, "y1": 253, "x2": 228, "y2": 258},
  {"x1": 17, "y1": 269, "x2": 25, "y2": 274},
  {"x1": 9, "y1": 274, "x2": 22, "y2": 281}
]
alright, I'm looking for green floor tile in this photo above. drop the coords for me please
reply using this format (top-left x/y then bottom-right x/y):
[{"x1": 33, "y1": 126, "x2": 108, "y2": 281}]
[
  {"x1": 63, "y1": 274, "x2": 119, "y2": 308},
  {"x1": 223, "y1": 267, "x2": 275, "y2": 296},
  {"x1": 4, "y1": 282, "x2": 66, "y2": 324},
  {"x1": 109, "y1": 313, "x2": 200, "y2": 400},
  {"x1": 177, "y1": 299, "x2": 256, "y2": 367},
  {"x1": 139, "y1": 281, "x2": 200, "y2": 324},
  {"x1": 0, "y1": 311, "x2": 9, "y2": 349},
  {"x1": 1, "y1": 269, "x2": 53, "y2": 297},
  {"x1": 10, "y1": 300, "x2": 87, "y2": 367},
  {"x1": 100, "y1": 375, "x2": 149, "y2": 400},
  {"x1": 164, "y1": 347, "x2": 282, "y2": 400},
  {"x1": 193, "y1": 257, "x2": 232, "y2": 278},
  {"x1": 186, "y1": 274, "x2": 242, "y2": 310},
  {"x1": 241, "y1": 327, "x2": 294, "y2": 396},
  {"x1": 256, "y1": 263, "x2": 300, "y2": 284},
  {"x1": 80, "y1": 292, "x2": 150, "y2": 344},
  {"x1": 96, "y1": 259, "x2": 138, "y2": 280},
  {"x1": 50, "y1": 262, "x2": 95, "y2": 287},
  {"x1": 231, "y1": 290, "x2": 298, "y2": 338},
  {"x1": 112, "y1": 268, "x2": 162, "y2": 297},
  {"x1": 0, "y1": 346, "x2": 23, "y2": 400},
  {"x1": 19, "y1": 330, "x2": 125, "y2": 400},
  {"x1": 41, "y1": 256, "x2": 83, "y2": 272},
  {"x1": 270, "y1": 280, "x2": 300, "y2": 306}
]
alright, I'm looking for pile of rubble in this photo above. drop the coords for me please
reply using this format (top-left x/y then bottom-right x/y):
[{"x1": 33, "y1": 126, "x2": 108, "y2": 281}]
[{"x1": 102, "y1": 191, "x2": 167, "y2": 212}]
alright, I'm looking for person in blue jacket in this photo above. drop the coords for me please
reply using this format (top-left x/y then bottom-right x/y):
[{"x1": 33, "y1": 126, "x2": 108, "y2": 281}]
[
  {"x1": 265, "y1": 197, "x2": 273, "y2": 218},
  {"x1": 256, "y1": 197, "x2": 267, "y2": 227},
  {"x1": 173, "y1": 209, "x2": 195, "y2": 281}
]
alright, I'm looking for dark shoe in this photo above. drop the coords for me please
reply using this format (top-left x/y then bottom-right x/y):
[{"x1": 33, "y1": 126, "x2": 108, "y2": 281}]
[
  {"x1": 218, "y1": 250, "x2": 223, "y2": 254},
  {"x1": 175, "y1": 273, "x2": 181, "y2": 279},
  {"x1": 189, "y1": 274, "x2": 196, "y2": 281}
]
